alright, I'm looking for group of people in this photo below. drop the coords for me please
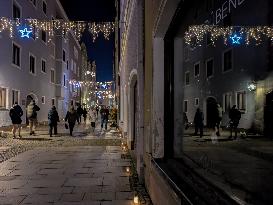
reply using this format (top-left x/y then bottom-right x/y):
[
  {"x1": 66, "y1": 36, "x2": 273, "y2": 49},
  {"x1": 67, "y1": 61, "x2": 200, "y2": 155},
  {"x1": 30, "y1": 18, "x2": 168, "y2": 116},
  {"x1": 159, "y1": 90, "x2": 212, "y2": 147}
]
[
  {"x1": 186, "y1": 104, "x2": 241, "y2": 139},
  {"x1": 9, "y1": 100, "x2": 40, "y2": 138},
  {"x1": 9, "y1": 101, "x2": 112, "y2": 138}
]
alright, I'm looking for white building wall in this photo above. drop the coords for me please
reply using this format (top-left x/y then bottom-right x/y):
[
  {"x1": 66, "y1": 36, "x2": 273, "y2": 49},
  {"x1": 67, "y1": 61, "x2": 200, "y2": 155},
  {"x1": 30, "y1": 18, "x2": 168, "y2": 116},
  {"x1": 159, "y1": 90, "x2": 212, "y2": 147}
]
[{"x1": 0, "y1": 0, "x2": 81, "y2": 126}]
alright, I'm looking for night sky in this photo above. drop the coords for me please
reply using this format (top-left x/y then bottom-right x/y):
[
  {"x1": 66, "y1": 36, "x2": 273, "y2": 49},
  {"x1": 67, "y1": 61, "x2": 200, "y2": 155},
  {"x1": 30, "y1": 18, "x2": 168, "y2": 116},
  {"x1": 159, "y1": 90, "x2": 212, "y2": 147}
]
[{"x1": 60, "y1": 0, "x2": 116, "y2": 82}]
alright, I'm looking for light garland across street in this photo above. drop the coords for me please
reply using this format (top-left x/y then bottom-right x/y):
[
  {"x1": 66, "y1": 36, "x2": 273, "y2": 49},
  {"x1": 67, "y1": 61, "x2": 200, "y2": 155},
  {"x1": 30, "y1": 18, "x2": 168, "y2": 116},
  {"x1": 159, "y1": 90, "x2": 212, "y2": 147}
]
[
  {"x1": 184, "y1": 25, "x2": 273, "y2": 46},
  {"x1": 0, "y1": 17, "x2": 115, "y2": 42}
]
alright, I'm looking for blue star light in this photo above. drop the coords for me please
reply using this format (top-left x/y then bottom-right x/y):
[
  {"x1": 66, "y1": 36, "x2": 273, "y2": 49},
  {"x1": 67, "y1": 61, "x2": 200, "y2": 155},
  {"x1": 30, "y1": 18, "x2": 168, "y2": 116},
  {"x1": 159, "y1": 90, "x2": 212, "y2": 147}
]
[
  {"x1": 230, "y1": 33, "x2": 242, "y2": 45},
  {"x1": 19, "y1": 28, "x2": 32, "y2": 38}
]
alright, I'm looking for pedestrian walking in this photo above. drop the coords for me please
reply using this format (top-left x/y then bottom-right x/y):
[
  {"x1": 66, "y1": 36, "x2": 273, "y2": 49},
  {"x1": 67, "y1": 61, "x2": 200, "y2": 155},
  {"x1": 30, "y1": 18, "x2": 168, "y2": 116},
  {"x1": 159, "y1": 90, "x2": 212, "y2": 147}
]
[
  {"x1": 194, "y1": 108, "x2": 204, "y2": 138},
  {"x1": 229, "y1": 105, "x2": 241, "y2": 139},
  {"x1": 9, "y1": 102, "x2": 23, "y2": 138},
  {"x1": 215, "y1": 104, "x2": 223, "y2": 136},
  {"x1": 27, "y1": 100, "x2": 40, "y2": 135},
  {"x1": 65, "y1": 106, "x2": 79, "y2": 136},
  {"x1": 76, "y1": 104, "x2": 83, "y2": 124},
  {"x1": 48, "y1": 106, "x2": 60, "y2": 137},
  {"x1": 100, "y1": 106, "x2": 109, "y2": 131},
  {"x1": 82, "y1": 107, "x2": 88, "y2": 123},
  {"x1": 89, "y1": 108, "x2": 97, "y2": 133},
  {"x1": 96, "y1": 106, "x2": 99, "y2": 116}
]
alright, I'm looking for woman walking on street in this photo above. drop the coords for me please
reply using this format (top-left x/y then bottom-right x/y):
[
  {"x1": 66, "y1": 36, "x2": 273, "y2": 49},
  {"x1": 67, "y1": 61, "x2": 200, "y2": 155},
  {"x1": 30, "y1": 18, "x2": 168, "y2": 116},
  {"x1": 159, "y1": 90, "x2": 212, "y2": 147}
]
[
  {"x1": 9, "y1": 102, "x2": 23, "y2": 138},
  {"x1": 65, "y1": 106, "x2": 79, "y2": 136},
  {"x1": 48, "y1": 106, "x2": 60, "y2": 137},
  {"x1": 89, "y1": 108, "x2": 97, "y2": 133}
]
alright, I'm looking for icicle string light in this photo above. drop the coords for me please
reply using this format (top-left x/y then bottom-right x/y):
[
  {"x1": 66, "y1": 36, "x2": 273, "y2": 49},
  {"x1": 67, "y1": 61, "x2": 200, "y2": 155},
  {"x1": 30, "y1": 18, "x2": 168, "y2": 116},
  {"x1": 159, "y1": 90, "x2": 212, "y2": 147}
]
[
  {"x1": 185, "y1": 25, "x2": 273, "y2": 46},
  {"x1": 0, "y1": 17, "x2": 115, "y2": 43}
]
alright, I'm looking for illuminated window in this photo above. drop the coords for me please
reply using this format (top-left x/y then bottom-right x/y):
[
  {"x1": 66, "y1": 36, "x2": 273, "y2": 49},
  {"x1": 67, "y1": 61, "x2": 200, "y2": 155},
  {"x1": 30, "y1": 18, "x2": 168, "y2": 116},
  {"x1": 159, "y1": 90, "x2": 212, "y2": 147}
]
[
  {"x1": 237, "y1": 91, "x2": 246, "y2": 112},
  {"x1": 0, "y1": 87, "x2": 7, "y2": 109},
  {"x1": 223, "y1": 92, "x2": 232, "y2": 112},
  {"x1": 12, "y1": 90, "x2": 19, "y2": 106}
]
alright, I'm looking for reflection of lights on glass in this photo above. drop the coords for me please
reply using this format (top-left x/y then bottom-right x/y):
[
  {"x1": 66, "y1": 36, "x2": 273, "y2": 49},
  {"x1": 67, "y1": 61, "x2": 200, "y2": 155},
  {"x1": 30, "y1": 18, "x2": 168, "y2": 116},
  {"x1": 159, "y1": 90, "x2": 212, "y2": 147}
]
[
  {"x1": 247, "y1": 82, "x2": 257, "y2": 91},
  {"x1": 133, "y1": 195, "x2": 139, "y2": 204}
]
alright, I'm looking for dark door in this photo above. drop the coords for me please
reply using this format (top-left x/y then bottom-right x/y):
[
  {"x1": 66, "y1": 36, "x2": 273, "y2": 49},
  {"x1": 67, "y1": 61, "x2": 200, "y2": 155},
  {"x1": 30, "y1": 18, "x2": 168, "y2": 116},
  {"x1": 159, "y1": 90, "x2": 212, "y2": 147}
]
[
  {"x1": 206, "y1": 97, "x2": 217, "y2": 128},
  {"x1": 132, "y1": 81, "x2": 137, "y2": 150},
  {"x1": 264, "y1": 91, "x2": 273, "y2": 138},
  {"x1": 26, "y1": 95, "x2": 33, "y2": 125}
]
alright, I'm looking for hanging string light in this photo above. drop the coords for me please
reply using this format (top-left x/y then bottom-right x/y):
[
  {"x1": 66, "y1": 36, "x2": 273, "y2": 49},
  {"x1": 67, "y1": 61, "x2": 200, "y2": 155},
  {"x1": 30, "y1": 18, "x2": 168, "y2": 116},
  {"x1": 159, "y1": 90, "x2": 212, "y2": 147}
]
[
  {"x1": 185, "y1": 25, "x2": 273, "y2": 46},
  {"x1": 0, "y1": 18, "x2": 115, "y2": 43}
]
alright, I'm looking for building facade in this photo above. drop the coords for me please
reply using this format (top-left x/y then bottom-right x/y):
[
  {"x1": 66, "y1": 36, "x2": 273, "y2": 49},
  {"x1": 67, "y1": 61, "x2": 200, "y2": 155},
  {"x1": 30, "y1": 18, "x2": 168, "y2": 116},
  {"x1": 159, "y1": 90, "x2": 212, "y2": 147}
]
[{"x1": 0, "y1": 0, "x2": 81, "y2": 126}]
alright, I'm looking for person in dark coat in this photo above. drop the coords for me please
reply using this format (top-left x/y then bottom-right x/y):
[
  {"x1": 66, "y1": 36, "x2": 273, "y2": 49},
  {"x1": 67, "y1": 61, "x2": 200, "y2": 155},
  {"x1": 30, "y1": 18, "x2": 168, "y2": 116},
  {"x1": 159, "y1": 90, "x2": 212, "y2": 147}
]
[
  {"x1": 76, "y1": 104, "x2": 83, "y2": 124},
  {"x1": 82, "y1": 108, "x2": 88, "y2": 123},
  {"x1": 48, "y1": 106, "x2": 60, "y2": 137},
  {"x1": 100, "y1": 106, "x2": 110, "y2": 131},
  {"x1": 194, "y1": 108, "x2": 204, "y2": 138},
  {"x1": 229, "y1": 105, "x2": 241, "y2": 139},
  {"x1": 27, "y1": 100, "x2": 40, "y2": 135},
  {"x1": 9, "y1": 102, "x2": 23, "y2": 138},
  {"x1": 65, "y1": 106, "x2": 79, "y2": 136}
]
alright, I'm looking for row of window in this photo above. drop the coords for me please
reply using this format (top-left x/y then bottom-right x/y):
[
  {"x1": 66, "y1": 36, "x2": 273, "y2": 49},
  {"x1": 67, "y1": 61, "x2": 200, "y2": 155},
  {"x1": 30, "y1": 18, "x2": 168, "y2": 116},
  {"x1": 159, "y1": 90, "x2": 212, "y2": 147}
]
[
  {"x1": 0, "y1": 87, "x2": 57, "y2": 109},
  {"x1": 184, "y1": 91, "x2": 247, "y2": 113},
  {"x1": 185, "y1": 49, "x2": 232, "y2": 85},
  {"x1": 13, "y1": 0, "x2": 47, "y2": 19},
  {"x1": 12, "y1": 43, "x2": 78, "y2": 85}
]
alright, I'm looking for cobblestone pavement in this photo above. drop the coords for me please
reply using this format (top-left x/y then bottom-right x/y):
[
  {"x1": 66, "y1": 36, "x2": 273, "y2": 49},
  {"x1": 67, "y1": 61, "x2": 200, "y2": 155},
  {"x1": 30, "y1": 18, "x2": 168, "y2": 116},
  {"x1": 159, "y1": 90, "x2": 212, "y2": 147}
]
[{"x1": 0, "y1": 123, "x2": 152, "y2": 205}]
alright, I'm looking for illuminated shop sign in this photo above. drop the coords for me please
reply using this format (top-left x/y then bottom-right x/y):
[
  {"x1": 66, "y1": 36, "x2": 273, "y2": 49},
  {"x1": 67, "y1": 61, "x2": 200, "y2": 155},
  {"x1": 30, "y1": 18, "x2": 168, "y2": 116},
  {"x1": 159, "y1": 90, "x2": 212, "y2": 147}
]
[{"x1": 212, "y1": 0, "x2": 246, "y2": 25}]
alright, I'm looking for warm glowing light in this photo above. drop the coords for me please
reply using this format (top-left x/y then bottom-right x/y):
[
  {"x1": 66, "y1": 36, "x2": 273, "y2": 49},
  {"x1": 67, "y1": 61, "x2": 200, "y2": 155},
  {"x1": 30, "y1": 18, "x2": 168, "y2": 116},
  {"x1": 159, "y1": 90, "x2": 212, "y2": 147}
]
[{"x1": 133, "y1": 196, "x2": 139, "y2": 204}]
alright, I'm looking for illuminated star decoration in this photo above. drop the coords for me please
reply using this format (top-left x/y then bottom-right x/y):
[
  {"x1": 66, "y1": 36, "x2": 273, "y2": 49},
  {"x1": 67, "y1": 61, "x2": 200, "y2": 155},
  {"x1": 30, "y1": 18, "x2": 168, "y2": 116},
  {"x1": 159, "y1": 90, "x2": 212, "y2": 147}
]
[
  {"x1": 19, "y1": 27, "x2": 33, "y2": 38},
  {"x1": 230, "y1": 33, "x2": 242, "y2": 45}
]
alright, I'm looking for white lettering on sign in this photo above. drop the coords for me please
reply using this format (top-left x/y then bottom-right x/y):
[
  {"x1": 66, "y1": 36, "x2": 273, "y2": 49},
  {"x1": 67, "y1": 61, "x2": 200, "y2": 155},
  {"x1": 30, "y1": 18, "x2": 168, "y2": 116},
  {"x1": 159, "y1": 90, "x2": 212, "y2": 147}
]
[{"x1": 212, "y1": 0, "x2": 246, "y2": 24}]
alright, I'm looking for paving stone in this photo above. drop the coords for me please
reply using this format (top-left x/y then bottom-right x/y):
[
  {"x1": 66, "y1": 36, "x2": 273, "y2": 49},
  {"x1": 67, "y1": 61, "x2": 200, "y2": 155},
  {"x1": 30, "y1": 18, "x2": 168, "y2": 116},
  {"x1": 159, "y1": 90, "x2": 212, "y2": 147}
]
[
  {"x1": 59, "y1": 193, "x2": 85, "y2": 202},
  {"x1": 0, "y1": 195, "x2": 26, "y2": 204},
  {"x1": 101, "y1": 200, "x2": 134, "y2": 205},
  {"x1": 21, "y1": 194, "x2": 61, "y2": 204}
]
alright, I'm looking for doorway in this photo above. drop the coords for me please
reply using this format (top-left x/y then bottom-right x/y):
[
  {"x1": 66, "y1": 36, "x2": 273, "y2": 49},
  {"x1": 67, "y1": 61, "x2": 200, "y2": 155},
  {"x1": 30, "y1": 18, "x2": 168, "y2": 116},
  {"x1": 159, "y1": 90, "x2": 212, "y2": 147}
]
[
  {"x1": 264, "y1": 91, "x2": 273, "y2": 138},
  {"x1": 131, "y1": 81, "x2": 138, "y2": 150},
  {"x1": 206, "y1": 97, "x2": 217, "y2": 128}
]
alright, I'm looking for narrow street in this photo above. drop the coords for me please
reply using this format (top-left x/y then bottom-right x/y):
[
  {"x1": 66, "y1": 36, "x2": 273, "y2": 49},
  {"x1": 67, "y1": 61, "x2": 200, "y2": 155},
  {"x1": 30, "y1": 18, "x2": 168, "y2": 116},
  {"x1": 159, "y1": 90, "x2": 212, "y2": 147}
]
[{"x1": 0, "y1": 124, "x2": 151, "y2": 205}]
